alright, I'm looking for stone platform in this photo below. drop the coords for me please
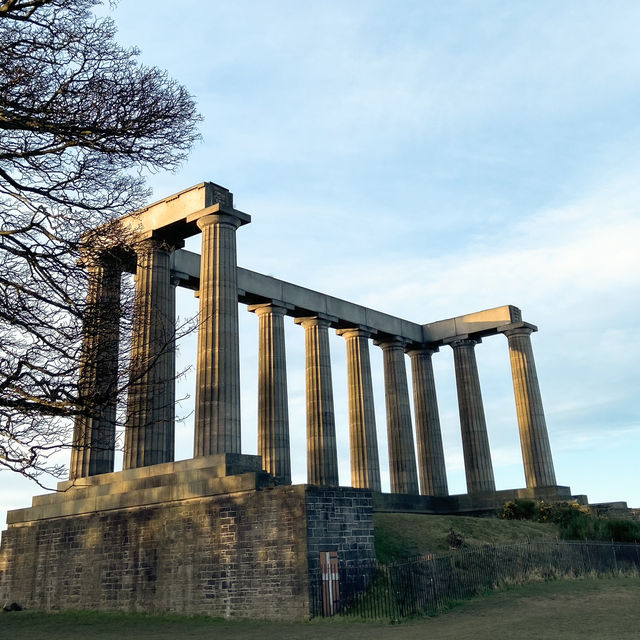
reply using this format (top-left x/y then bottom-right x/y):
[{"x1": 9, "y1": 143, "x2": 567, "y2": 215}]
[
  {"x1": 373, "y1": 485, "x2": 584, "y2": 515},
  {"x1": 0, "y1": 455, "x2": 376, "y2": 620}
]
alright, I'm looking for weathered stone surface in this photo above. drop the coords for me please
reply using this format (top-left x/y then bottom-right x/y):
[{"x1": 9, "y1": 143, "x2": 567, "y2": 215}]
[
  {"x1": 501, "y1": 323, "x2": 557, "y2": 488},
  {"x1": 70, "y1": 255, "x2": 122, "y2": 478},
  {"x1": 124, "y1": 238, "x2": 174, "y2": 469},
  {"x1": 0, "y1": 463, "x2": 375, "y2": 620},
  {"x1": 338, "y1": 328, "x2": 381, "y2": 491},
  {"x1": 407, "y1": 347, "x2": 449, "y2": 497},
  {"x1": 249, "y1": 304, "x2": 291, "y2": 484},
  {"x1": 450, "y1": 338, "x2": 496, "y2": 494},
  {"x1": 295, "y1": 316, "x2": 339, "y2": 487},
  {"x1": 376, "y1": 338, "x2": 419, "y2": 495},
  {"x1": 194, "y1": 210, "x2": 246, "y2": 457}
]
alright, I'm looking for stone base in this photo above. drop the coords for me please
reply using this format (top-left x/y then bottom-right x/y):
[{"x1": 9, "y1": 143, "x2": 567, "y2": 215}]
[
  {"x1": 0, "y1": 455, "x2": 375, "y2": 620},
  {"x1": 373, "y1": 485, "x2": 582, "y2": 515}
]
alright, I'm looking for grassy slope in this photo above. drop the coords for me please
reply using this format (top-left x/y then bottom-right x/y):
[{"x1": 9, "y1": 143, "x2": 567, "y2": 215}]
[
  {"x1": 374, "y1": 513, "x2": 559, "y2": 562},
  {"x1": 1, "y1": 577, "x2": 638, "y2": 640}
]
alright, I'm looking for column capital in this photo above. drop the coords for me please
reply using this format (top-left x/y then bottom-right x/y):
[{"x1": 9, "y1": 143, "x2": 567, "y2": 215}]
[
  {"x1": 248, "y1": 301, "x2": 292, "y2": 317},
  {"x1": 336, "y1": 326, "x2": 375, "y2": 340},
  {"x1": 188, "y1": 203, "x2": 251, "y2": 229},
  {"x1": 374, "y1": 336, "x2": 408, "y2": 350},
  {"x1": 445, "y1": 335, "x2": 482, "y2": 349},
  {"x1": 294, "y1": 314, "x2": 337, "y2": 329},
  {"x1": 499, "y1": 321, "x2": 538, "y2": 338},
  {"x1": 406, "y1": 344, "x2": 440, "y2": 358}
]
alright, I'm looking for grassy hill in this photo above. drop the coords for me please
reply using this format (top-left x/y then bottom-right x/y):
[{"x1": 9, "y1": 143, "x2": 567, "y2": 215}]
[{"x1": 374, "y1": 513, "x2": 559, "y2": 563}]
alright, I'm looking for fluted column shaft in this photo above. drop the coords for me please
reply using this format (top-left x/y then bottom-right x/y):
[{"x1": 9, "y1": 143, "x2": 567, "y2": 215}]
[
  {"x1": 408, "y1": 348, "x2": 448, "y2": 496},
  {"x1": 194, "y1": 214, "x2": 242, "y2": 456},
  {"x1": 378, "y1": 339, "x2": 419, "y2": 495},
  {"x1": 339, "y1": 329, "x2": 381, "y2": 491},
  {"x1": 451, "y1": 338, "x2": 495, "y2": 493},
  {"x1": 251, "y1": 304, "x2": 291, "y2": 484},
  {"x1": 504, "y1": 326, "x2": 557, "y2": 487},
  {"x1": 296, "y1": 316, "x2": 339, "y2": 486},
  {"x1": 164, "y1": 275, "x2": 179, "y2": 462},
  {"x1": 124, "y1": 239, "x2": 173, "y2": 469},
  {"x1": 70, "y1": 256, "x2": 122, "y2": 478}
]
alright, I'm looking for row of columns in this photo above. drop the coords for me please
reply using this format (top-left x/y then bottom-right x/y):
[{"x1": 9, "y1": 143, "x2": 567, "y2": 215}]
[{"x1": 71, "y1": 209, "x2": 556, "y2": 496}]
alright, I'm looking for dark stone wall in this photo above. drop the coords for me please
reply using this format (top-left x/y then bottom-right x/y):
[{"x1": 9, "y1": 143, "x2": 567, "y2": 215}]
[
  {"x1": 305, "y1": 486, "x2": 376, "y2": 616},
  {"x1": 0, "y1": 484, "x2": 376, "y2": 620}
]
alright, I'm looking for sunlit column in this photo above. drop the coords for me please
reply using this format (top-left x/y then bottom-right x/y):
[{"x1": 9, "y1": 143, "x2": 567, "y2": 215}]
[
  {"x1": 70, "y1": 254, "x2": 122, "y2": 478},
  {"x1": 450, "y1": 337, "x2": 495, "y2": 493},
  {"x1": 376, "y1": 337, "x2": 419, "y2": 495},
  {"x1": 124, "y1": 238, "x2": 173, "y2": 469},
  {"x1": 194, "y1": 212, "x2": 245, "y2": 456},
  {"x1": 502, "y1": 323, "x2": 557, "y2": 488},
  {"x1": 338, "y1": 328, "x2": 381, "y2": 491},
  {"x1": 295, "y1": 316, "x2": 339, "y2": 486},
  {"x1": 250, "y1": 303, "x2": 291, "y2": 484},
  {"x1": 407, "y1": 346, "x2": 449, "y2": 496}
]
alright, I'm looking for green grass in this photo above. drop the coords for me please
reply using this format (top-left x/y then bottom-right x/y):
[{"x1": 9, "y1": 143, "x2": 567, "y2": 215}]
[
  {"x1": 1, "y1": 577, "x2": 638, "y2": 639},
  {"x1": 374, "y1": 513, "x2": 559, "y2": 563}
]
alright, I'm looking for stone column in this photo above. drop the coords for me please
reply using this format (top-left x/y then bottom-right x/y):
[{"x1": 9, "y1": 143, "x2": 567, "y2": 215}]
[
  {"x1": 450, "y1": 338, "x2": 495, "y2": 493},
  {"x1": 295, "y1": 316, "x2": 339, "y2": 486},
  {"x1": 249, "y1": 303, "x2": 291, "y2": 484},
  {"x1": 70, "y1": 255, "x2": 122, "y2": 479},
  {"x1": 124, "y1": 238, "x2": 174, "y2": 469},
  {"x1": 338, "y1": 328, "x2": 381, "y2": 491},
  {"x1": 407, "y1": 347, "x2": 449, "y2": 496},
  {"x1": 503, "y1": 323, "x2": 557, "y2": 488},
  {"x1": 164, "y1": 274, "x2": 180, "y2": 462},
  {"x1": 377, "y1": 338, "x2": 419, "y2": 495},
  {"x1": 194, "y1": 213, "x2": 244, "y2": 456}
]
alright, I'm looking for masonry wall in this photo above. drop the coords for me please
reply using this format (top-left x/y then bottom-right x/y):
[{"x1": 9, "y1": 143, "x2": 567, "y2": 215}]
[
  {"x1": 0, "y1": 484, "x2": 376, "y2": 620},
  {"x1": 305, "y1": 486, "x2": 377, "y2": 616}
]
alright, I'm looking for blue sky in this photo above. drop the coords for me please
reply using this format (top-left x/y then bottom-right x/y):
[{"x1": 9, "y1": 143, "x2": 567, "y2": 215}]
[{"x1": 2, "y1": 1, "x2": 639, "y2": 527}]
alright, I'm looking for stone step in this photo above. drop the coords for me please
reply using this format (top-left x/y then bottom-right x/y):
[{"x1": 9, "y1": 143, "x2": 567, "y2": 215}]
[
  {"x1": 55, "y1": 453, "x2": 263, "y2": 493},
  {"x1": 10, "y1": 471, "x2": 273, "y2": 525}
]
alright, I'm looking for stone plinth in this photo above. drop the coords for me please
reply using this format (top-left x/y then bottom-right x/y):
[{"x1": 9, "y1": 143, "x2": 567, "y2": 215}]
[{"x1": 0, "y1": 457, "x2": 375, "y2": 621}]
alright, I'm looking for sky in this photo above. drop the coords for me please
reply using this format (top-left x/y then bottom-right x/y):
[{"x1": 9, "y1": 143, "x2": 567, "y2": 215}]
[{"x1": 2, "y1": 0, "x2": 640, "y2": 529}]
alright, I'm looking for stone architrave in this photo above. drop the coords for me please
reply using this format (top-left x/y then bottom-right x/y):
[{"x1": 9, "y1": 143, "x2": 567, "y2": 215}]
[
  {"x1": 295, "y1": 316, "x2": 339, "y2": 487},
  {"x1": 502, "y1": 323, "x2": 557, "y2": 488},
  {"x1": 376, "y1": 338, "x2": 419, "y2": 495},
  {"x1": 407, "y1": 347, "x2": 449, "y2": 496},
  {"x1": 338, "y1": 328, "x2": 381, "y2": 491},
  {"x1": 249, "y1": 303, "x2": 292, "y2": 484},
  {"x1": 450, "y1": 338, "x2": 496, "y2": 493},
  {"x1": 193, "y1": 212, "x2": 244, "y2": 456},
  {"x1": 70, "y1": 254, "x2": 122, "y2": 479},
  {"x1": 124, "y1": 238, "x2": 174, "y2": 469}
]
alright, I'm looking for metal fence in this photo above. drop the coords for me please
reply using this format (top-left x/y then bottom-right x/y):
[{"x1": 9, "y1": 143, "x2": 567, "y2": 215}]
[{"x1": 311, "y1": 540, "x2": 640, "y2": 621}]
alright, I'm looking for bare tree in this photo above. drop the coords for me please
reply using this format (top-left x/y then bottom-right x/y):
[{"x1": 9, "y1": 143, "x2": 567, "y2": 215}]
[{"x1": 0, "y1": 0, "x2": 200, "y2": 482}]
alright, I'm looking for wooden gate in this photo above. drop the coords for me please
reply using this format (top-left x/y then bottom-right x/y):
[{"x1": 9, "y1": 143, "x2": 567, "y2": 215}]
[{"x1": 320, "y1": 550, "x2": 340, "y2": 616}]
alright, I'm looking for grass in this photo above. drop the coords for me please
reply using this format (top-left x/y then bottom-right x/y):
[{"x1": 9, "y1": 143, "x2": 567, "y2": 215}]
[
  {"x1": 374, "y1": 513, "x2": 559, "y2": 562},
  {"x1": 1, "y1": 576, "x2": 638, "y2": 639}
]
